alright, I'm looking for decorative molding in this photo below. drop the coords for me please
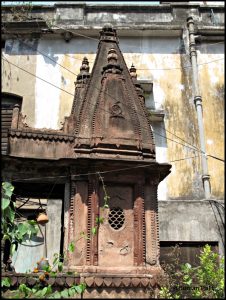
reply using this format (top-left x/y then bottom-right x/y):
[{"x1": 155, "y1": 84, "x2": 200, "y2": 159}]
[
  {"x1": 92, "y1": 188, "x2": 99, "y2": 266},
  {"x1": 149, "y1": 184, "x2": 158, "y2": 265},
  {"x1": 86, "y1": 181, "x2": 92, "y2": 265},
  {"x1": 68, "y1": 180, "x2": 76, "y2": 265},
  {"x1": 122, "y1": 79, "x2": 141, "y2": 143},
  {"x1": 86, "y1": 178, "x2": 99, "y2": 266},
  {"x1": 9, "y1": 129, "x2": 74, "y2": 142},
  {"x1": 110, "y1": 102, "x2": 124, "y2": 118},
  {"x1": 2, "y1": 272, "x2": 158, "y2": 289},
  {"x1": 83, "y1": 275, "x2": 157, "y2": 288},
  {"x1": 134, "y1": 184, "x2": 145, "y2": 266}
]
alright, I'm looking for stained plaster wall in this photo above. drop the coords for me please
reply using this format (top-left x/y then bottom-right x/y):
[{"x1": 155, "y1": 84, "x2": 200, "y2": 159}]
[
  {"x1": 159, "y1": 200, "x2": 225, "y2": 256},
  {"x1": 2, "y1": 39, "x2": 37, "y2": 126},
  {"x1": 2, "y1": 33, "x2": 224, "y2": 200},
  {"x1": 197, "y1": 45, "x2": 224, "y2": 199}
]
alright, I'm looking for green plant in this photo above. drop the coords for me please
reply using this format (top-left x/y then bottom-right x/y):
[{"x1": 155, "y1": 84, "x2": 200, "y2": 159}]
[
  {"x1": 159, "y1": 244, "x2": 225, "y2": 299},
  {"x1": 1, "y1": 175, "x2": 111, "y2": 298},
  {"x1": 98, "y1": 172, "x2": 110, "y2": 209},
  {"x1": 1, "y1": 182, "x2": 39, "y2": 257},
  {"x1": 1, "y1": 240, "x2": 86, "y2": 298},
  {"x1": 1, "y1": 277, "x2": 12, "y2": 288}
]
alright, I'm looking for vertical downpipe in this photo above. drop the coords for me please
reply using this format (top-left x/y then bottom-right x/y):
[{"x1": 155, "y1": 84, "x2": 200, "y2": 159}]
[{"x1": 187, "y1": 16, "x2": 211, "y2": 199}]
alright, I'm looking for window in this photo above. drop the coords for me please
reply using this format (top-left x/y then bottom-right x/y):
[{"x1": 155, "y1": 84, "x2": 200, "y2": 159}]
[
  {"x1": 108, "y1": 207, "x2": 125, "y2": 230},
  {"x1": 1, "y1": 92, "x2": 23, "y2": 155},
  {"x1": 1, "y1": 40, "x2": 6, "y2": 50}
]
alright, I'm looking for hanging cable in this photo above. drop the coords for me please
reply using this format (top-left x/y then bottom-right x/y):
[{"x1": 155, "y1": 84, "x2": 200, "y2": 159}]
[
  {"x1": 11, "y1": 154, "x2": 200, "y2": 182},
  {"x1": 2, "y1": 34, "x2": 223, "y2": 156},
  {"x1": 2, "y1": 27, "x2": 224, "y2": 72},
  {"x1": 2, "y1": 35, "x2": 223, "y2": 161},
  {"x1": 2, "y1": 31, "x2": 223, "y2": 152},
  {"x1": 2, "y1": 55, "x2": 224, "y2": 164},
  {"x1": 1, "y1": 51, "x2": 222, "y2": 155}
]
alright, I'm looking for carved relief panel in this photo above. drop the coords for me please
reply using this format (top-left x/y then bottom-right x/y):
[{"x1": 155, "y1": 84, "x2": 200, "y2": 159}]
[{"x1": 98, "y1": 184, "x2": 134, "y2": 267}]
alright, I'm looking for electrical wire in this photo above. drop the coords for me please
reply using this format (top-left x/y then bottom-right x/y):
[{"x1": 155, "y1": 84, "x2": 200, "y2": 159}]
[
  {"x1": 2, "y1": 33, "x2": 223, "y2": 154},
  {"x1": 2, "y1": 34, "x2": 223, "y2": 159},
  {"x1": 2, "y1": 31, "x2": 223, "y2": 148},
  {"x1": 209, "y1": 200, "x2": 225, "y2": 244},
  {"x1": 2, "y1": 55, "x2": 224, "y2": 163},
  {"x1": 2, "y1": 33, "x2": 223, "y2": 153},
  {"x1": 2, "y1": 56, "x2": 74, "y2": 96},
  {"x1": 1, "y1": 45, "x2": 222, "y2": 155},
  {"x1": 136, "y1": 58, "x2": 224, "y2": 71},
  {"x1": 48, "y1": 24, "x2": 225, "y2": 59},
  {"x1": 11, "y1": 154, "x2": 200, "y2": 182},
  {"x1": 34, "y1": 40, "x2": 225, "y2": 65},
  {"x1": 0, "y1": 57, "x2": 221, "y2": 160},
  {"x1": 2, "y1": 26, "x2": 224, "y2": 159},
  {"x1": 2, "y1": 18, "x2": 224, "y2": 258},
  {"x1": 2, "y1": 27, "x2": 224, "y2": 72}
]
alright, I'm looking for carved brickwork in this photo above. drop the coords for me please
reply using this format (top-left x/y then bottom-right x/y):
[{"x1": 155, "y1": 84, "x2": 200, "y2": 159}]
[
  {"x1": 148, "y1": 183, "x2": 159, "y2": 265},
  {"x1": 92, "y1": 81, "x2": 104, "y2": 139},
  {"x1": 134, "y1": 184, "x2": 145, "y2": 266},
  {"x1": 86, "y1": 181, "x2": 92, "y2": 265},
  {"x1": 86, "y1": 178, "x2": 99, "y2": 265},
  {"x1": 68, "y1": 180, "x2": 76, "y2": 265},
  {"x1": 4, "y1": 25, "x2": 172, "y2": 285}
]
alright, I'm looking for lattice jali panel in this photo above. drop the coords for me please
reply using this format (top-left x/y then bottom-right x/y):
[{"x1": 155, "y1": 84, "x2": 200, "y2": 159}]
[{"x1": 108, "y1": 207, "x2": 125, "y2": 230}]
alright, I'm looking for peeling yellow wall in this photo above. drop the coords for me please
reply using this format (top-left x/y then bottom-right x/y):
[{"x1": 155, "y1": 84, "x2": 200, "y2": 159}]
[
  {"x1": 2, "y1": 45, "x2": 37, "y2": 127},
  {"x1": 124, "y1": 50, "x2": 224, "y2": 199},
  {"x1": 198, "y1": 54, "x2": 224, "y2": 199},
  {"x1": 123, "y1": 53, "x2": 203, "y2": 199},
  {"x1": 2, "y1": 37, "x2": 224, "y2": 200}
]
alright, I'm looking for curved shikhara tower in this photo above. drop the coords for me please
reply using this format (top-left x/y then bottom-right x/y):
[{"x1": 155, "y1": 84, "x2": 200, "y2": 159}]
[
  {"x1": 64, "y1": 25, "x2": 171, "y2": 292},
  {"x1": 70, "y1": 26, "x2": 156, "y2": 160},
  {"x1": 7, "y1": 25, "x2": 171, "y2": 298}
]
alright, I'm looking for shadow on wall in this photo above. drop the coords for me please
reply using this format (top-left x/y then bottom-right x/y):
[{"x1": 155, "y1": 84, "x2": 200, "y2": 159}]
[
  {"x1": 152, "y1": 122, "x2": 167, "y2": 150},
  {"x1": 197, "y1": 41, "x2": 224, "y2": 54},
  {"x1": 4, "y1": 37, "x2": 184, "y2": 56}
]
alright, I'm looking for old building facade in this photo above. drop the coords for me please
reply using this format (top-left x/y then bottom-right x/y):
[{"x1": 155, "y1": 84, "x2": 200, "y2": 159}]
[{"x1": 1, "y1": 1, "x2": 224, "y2": 298}]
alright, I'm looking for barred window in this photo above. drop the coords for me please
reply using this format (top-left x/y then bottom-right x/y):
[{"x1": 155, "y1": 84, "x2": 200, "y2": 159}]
[{"x1": 108, "y1": 207, "x2": 125, "y2": 230}]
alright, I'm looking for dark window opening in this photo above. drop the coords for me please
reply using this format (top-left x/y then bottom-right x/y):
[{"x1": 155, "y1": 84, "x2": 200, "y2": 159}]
[
  {"x1": 1, "y1": 92, "x2": 23, "y2": 109},
  {"x1": 1, "y1": 92, "x2": 23, "y2": 155},
  {"x1": 13, "y1": 182, "x2": 65, "y2": 199},
  {"x1": 2, "y1": 40, "x2": 6, "y2": 50}
]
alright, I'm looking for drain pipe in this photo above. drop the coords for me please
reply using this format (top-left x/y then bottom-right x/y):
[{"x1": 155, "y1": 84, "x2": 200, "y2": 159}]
[{"x1": 187, "y1": 16, "x2": 211, "y2": 199}]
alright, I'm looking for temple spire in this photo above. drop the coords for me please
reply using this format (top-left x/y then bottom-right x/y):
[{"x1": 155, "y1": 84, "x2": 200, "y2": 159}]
[
  {"x1": 129, "y1": 63, "x2": 137, "y2": 82},
  {"x1": 129, "y1": 64, "x2": 145, "y2": 104},
  {"x1": 99, "y1": 24, "x2": 119, "y2": 44},
  {"x1": 76, "y1": 56, "x2": 90, "y2": 83},
  {"x1": 103, "y1": 48, "x2": 123, "y2": 75},
  {"x1": 74, "y1": 26, "x2": 155, "y2": 160},
  {"x1": 70, "y1": 57, "x2": 90, "y2": 115}
]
